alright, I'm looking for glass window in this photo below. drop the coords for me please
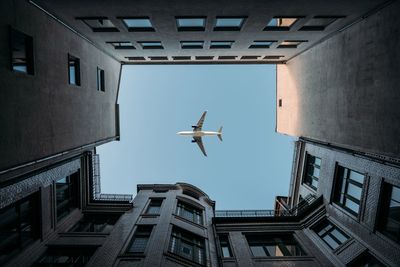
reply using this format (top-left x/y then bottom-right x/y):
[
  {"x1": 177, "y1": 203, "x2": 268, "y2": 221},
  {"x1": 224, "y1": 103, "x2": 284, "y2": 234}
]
[
  {"x1": 169, "y1": 227, "x2": 205, "y2": 265},
  {"x1": 246, "y1": 234, "x2": 306, "y2": 257},
  {"x1": 214, "y1": 17, "x2": 245, "y2": 31},
  {"x1": 35, "y1": 247, "x2": 96, "y2": 266},
  {"x1": 97, "y1": 67, "x2": 105, "y2": 92},
  {"x1": 249, "y1": 41, "x2": 275, "y2": 49},
  {"x1": 176, "y1": 201, "x2": 203, "y2": 225},
  {"x1": 300, "y1": 16, "x2": 341, "y2": 31},
  {"x1": 176, "y1": 17, "x2": 206, "y2": 31},
  {"x1": 107, "y1": 41, "x2": 135, "y2": 49},
  {"x1": 277, "y1": 40, "x2": 307, "y2": 48},
  {"x1": 121, "y1": 17, "x2": 154, "y2": 31},
  {"x1": 0, "y1": 193, "x2": 39, "y2": 265},
  {"x1": 127, "y1": 225, "x2": 153, "y2": 253},
  {"x1": 314, "y1": 220, "x2": 349, "y2": 250},
  {"x1": 145, "y1": 199, "x2": 163, "y2": 215},
  {"x1": 69, "y1": 214, "x2": 120, "y2": 233},
  {"x1": 10, "y1": 28, "x2": 34, "y2": 74},
  {"x1": 378, "y1": 183, "x2": 400, "y2": 244},
  {"x1": 333, "y1": 166, "x2": 364, "y2": 216},
  {"x1": 219, "y1": 235, "x2": 233, "y2": 258},
  {"x1": 304, "y1": 154, "x2": 321, "y2": 190},
  {"x1": 265, "y1": 17, "x2": 299, "y2": 30},
  {"x1": 68, "y1": 54, "x2": 80, "y2": 86},
  {"x1": 180, "y1": 41, "x2": 204, "y2": 49},
  {"x1": 56, "y1": 172, "x2": 79, "y2": 222},
  {"x1": 78, "y1": 17, "x2": 119, "y2": 32},
  {"x1": 137, "y1": 41, "x2": 163, "y2": 49},
  {"x1": 210, "y1": 41, "x2": 234, "y2": 49}
]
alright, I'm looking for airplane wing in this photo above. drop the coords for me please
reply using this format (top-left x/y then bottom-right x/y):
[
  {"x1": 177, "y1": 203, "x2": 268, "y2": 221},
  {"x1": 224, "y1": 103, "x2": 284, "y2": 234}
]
[
  {"x1": 193, "y1": 137, "x2": 207, "y2": 157},
  {"x1": 193, "y1": 111, "x2": 207, "y2": 131}
]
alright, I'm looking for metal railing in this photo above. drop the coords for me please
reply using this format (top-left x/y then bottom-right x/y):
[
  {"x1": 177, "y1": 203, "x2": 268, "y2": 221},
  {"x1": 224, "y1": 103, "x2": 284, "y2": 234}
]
[
  {"x1": 91, "y1": 154, "x2": 133, "y2": 202},
  {"x1": 215, "y1": 194, "x2": 317, "y2": 218}
]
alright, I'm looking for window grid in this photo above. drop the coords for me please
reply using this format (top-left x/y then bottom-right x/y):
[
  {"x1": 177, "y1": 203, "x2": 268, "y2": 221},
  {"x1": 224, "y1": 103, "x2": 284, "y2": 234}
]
[
  {"x1": 145, "y1": 199, "x2": 163, "y2": 215},
  {"x1": 315, "y1": 220, "x2": 349, "y2": 250},
  {"x1": 219, "y1": 235, "x2": 233, "y2": 258},
  {"x1": 169, "y1": 227, "x2": 205, "y2": 265},
  {"x1": 379, "y1": 183, "x2": 400, "y2": 244},
  {"x1": 304, "y1": 155, "x2": 321, "y2": 190},
  {"x1": 127, "y1": 225, "x2": 153, "y2": 253},
  {"x1": 247, "y1": 234, "x2": 306, "y2": 257},
  {"x1": 176, "y1": 201, "x2": 203, "y2": 225},
  {"x1": 333, "y1": 166, "x2": 364, "y2": 216}
]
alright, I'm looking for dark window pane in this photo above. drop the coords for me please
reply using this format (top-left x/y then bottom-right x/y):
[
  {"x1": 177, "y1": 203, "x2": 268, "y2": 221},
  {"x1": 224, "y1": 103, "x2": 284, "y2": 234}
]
[
  {"x1": 127, "y1": 225, "x2": 153, "y2": 253},
  {"x1": 56, "y1": 172, "x2": 79, "y2": 222},
  {"x1": 314, "y1": 220, "x2": 349, "y2": 250},
  {"x1": 70, "y1": 214, "x2": 120, "y2": 233},
  {"x1": 379, "y1": 184, "x2": 400, "y2": 243},
  {"x1": 146, "y1": 199, "x2": 163, "y2": 214},
  {"x1": 247, "y1": 234, "x2": 305, "y2": 257},
  {"x1": 97, "y1": 67, "x2": 105, "y2": 91},
  {"x1": 169, "y1": 227, "x2": 205, "y2": 264},
  {"x1": 176, "y1": 201, "x2": 203, "y2": 225},
  {"x1": 219, "y1": 235, "x2": 233, "y2": 258},
  {"x1": 35, "y1": 247, "x2": 96, "y2": 266},
  {"x1": 10, "y1": 28, "x2": 34, "y2": 74},
  {"x1": 68, "y1": 54, "x2": 80, "y2": 86}
]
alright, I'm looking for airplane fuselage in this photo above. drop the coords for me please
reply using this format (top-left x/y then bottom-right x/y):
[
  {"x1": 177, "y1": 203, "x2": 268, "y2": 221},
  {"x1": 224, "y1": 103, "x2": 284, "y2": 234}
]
[{"x1": 177, "y1": 131, "x2": 220, "y2": 137}]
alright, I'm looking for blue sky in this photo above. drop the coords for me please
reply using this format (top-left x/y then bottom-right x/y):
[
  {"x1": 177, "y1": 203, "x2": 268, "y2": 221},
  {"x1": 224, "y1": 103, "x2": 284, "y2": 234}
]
[{"x1": 97, "y1": 64, "x2": 295, "y2": 210}]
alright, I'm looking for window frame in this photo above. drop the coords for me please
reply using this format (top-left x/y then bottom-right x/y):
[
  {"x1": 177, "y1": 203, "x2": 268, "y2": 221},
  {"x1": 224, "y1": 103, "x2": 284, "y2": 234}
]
[
  {"x1": 68, "y1": 213, "x2": 121, "y2": 233},
  {"x1": 68, "y1": 53, "x2": 81, "y2": 86},
  {"x1": 55, "y1": 172, "x2": 80, "y2": 222},
  {"x1": 144, "y1": 198, "x2": 164, "y2": 215},
  {"x1": 175, "y1": 200, "x2": 204, "y2": 225},
  {"x1": 10, "y1": 27, "x2": 34, "y2": 75},
  {"x1": 125, "y1": 225, "x2": 154, "y2": 254},
  {"x1": 313, "y1": 219, "x2": 350, "y2": 250},
  {"x1": 249, "y1": 40, "x2": 276, "y2": 49},
  {"x1": 97, "y1": 67, "x2": 105, "y2": 92},
  {"x1": 246, "y1": 233, "x2": 307, "y2": 258},
  {"x1": 303, "y1": 154, "x2": 321, "y2": 191},
  {"x1": 277, "y1": 40, "x2": 307, "y2": 48},
  {"x1": 137, "y1": 41, "x2": 164, "y2": 50},
  {"x1": 332, "y1": 165, "x2": 365, "y2": 217},
  {"x1": 176, "y1": 16, "x2": 206, "y2": 31},
  {"x1": 377, "y1": 182, "x2": 400, "y2": 244},
  {"x1": 299, "y1": 16, "x2": 344, "y2": 31},
  {"x1": 119, "y1": 17, "x2": 155, "y2": 32},
  {"x1": 180, "y1": 41, "x2": 204, "y2": 49},
  {"x1": 214, "y1": 16, "x2": 247, "y2": 31},
  {"x1": 76, "y1": 16, "x2": 119, "y2": 32},
  {"x1": 218, "y1": 234, "x2": 234, "y2": 258},
  {"x1": 106, "y1": 41, "x2": 136, "y2": 49},
  {"x1": 264, "y1": 16, "x2": 303, "y2": 31},
  {"x1": 210, "y1": 41, "x2": 234, "y2": 49}
]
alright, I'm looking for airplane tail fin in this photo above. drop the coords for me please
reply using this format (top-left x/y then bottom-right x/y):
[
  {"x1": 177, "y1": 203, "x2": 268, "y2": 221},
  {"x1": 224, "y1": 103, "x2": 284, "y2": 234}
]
[{"x1": 217, "y1": 126, "x2": 223, "y2": 142}]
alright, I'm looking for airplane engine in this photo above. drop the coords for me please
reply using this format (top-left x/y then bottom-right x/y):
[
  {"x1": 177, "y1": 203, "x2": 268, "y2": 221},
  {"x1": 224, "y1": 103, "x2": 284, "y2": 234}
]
[{"x1": 191, "y1": 140, "x2": 196, "y2": 143}]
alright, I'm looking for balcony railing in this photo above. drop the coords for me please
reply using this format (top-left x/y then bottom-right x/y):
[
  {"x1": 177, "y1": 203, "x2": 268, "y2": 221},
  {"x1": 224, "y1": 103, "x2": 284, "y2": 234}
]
[{"x1": 215, "y1": 194, "x2": 318, "y2": 218}]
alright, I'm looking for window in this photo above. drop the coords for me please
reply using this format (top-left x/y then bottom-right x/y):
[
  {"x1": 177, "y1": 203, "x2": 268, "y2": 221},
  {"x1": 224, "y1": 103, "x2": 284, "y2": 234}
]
[
  {"x1": 378, "y1": 183, "x2": 400, "y2": 244},
  {"x1": 333, "y1": 165, "x2": 364, "y2": 216},
  {"x1": 77, "y1": 17, "x2": 119, "y2": 32},
  {"x1": 68, "y1": 54, "x2": 80, "y2": 86},
  {"x1": 107, "y1": 41, "x2": 135, "y2": 49},
  {"x1": 314, "y1": 220, "x2": 349, "y2": 250},
  {"x1": 263, "y1": 55, "x2": 284, "y2": 60},
  {"x1": 249, "y1": 40, "x2": 275, "y2": 49},
  {"x1": 173, "y1": 56, "x2": 191, "y2": 60},
  {"x1": 348, "y1": 251, "x2": 386, "y2": 267},
  {"x1": 69, "y1": 214, "x2": 120, "y2": 233},
  {"x1": 97, "y1": 67, "x2": 105, "y2": 92},
  {"x1": 241, "y1": 56, "x2": 259, "y2": 60},
  {"x1": 176, "y1": 201, "x2": 203, "y2": 225},
  {"x1": 196, "y1": 56, "x2": 214, "y2": 60},
  {"x1": 180, "y1": 41, "x2": 204, "y2": 49},
  {"x1": 145, "y1": 199, "x2": 163, "y2": 214},
  {"x1": 56, "y1": 172, "x2": 79, "y2": 222},
  {"x1": 246, "y1": 234, "x2": 306, "y2": 257},
  {"x1": 176, "y1": 17, "x2": 206, "y2": 31},
  {"x1": 304, "y1": 154, "x2": 321, "y2": 190},
  {"x1": 278, "y1": 99, "x2": 282, "y2": 107},
  {"x1": 120, "y1": 17, "x2": 155, "y2": 32},
  {"x1": 210, "y1": 41, "x2": 234, "y2": 49},
  {"x1": 137, "y1": 41, "x2": 163, "y2": 49},
  {"x1": 214, "y1": 17, "x2": 246, "y2": 31},
  {"x1": 169, "y1": 227, "x2": 205, "y2": 265},
  {"x1": 0, "y1": 193, "x2": 39, "y2": 265},
  {"x1": 300, "y1": 16, "x2": 342, "y2": 31},
  {"x1": 219, "y1": 235, "x2": 233, "y2": 258},
  {"x1": 35, "y1": 247, "x2": 96, "y2": 266},
  {"x1": 277, "y1": 40, "x2": 307, "y2": 48},
  {"x1": 264, "y1": 17, "x2": 300, "y2": 31},
  {"x1": 126, "y1": 225, "x2": 153, "y2": 253},
  {"x1": 125, "y1": 56, "x2": 146, "y2": 61},
  {"x1": 10, "y1": 28, "x2": 34, "y2": 74},
  {"x1": 218, "y1": 56, "x2": 236, "y2": 60},
  {"x1": 149, "y1": 56, "x2": 168, "y2": 61}
]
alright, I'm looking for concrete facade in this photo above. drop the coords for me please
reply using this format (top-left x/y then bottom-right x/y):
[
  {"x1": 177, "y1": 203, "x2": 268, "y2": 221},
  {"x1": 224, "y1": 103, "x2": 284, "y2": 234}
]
[
  {"x1": 276, "y1": 0, "x2": 400, "y2": 159},
  {"x1": 0, "y1": 0, "x2": 121, "y2": 179},
  {"x1": 32, "y1": 0, "x2": 388, "y2": 64}
]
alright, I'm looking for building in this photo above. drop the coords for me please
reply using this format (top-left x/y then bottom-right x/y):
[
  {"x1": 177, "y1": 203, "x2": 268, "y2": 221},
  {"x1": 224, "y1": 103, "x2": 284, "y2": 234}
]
[{"x1": 2, "y1": 144, "x2": 399, "y2": 266}]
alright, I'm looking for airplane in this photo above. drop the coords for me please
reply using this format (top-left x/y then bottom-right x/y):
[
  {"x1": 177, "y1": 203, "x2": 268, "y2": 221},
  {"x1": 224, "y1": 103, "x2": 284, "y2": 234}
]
[{"x1": 177, "y1": 111, "x2": 222, "y2": 157}]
